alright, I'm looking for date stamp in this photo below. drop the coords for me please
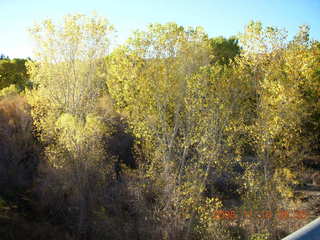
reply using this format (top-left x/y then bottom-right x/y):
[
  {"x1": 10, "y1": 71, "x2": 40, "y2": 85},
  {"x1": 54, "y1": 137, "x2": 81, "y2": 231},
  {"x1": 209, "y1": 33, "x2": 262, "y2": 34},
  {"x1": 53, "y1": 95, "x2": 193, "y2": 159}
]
[{"x1": 212, "y1": 209, "x2": 309, "y2": 221}]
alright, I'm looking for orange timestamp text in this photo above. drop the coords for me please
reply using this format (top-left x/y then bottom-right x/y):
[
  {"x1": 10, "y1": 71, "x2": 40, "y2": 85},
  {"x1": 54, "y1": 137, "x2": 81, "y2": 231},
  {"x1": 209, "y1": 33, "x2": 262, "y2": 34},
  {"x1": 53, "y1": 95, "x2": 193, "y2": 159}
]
[{"x1": 212, "y1": 209, "x2": 309, "y2": 221}]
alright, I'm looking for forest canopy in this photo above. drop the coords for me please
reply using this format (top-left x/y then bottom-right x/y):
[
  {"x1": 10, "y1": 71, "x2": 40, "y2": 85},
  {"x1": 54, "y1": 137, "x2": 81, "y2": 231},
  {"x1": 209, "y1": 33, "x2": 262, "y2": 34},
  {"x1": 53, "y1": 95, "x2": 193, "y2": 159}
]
[{"x1": 0, "y1": 14, "x2": 319, "y2": 240}]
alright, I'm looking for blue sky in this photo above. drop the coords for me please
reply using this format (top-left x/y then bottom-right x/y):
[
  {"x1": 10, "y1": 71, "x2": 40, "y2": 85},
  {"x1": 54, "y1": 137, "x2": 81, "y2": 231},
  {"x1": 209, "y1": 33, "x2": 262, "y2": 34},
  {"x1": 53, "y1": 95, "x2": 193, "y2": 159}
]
[{"x1": 1, "y1": 0, "x2": 319, "y2": 58}]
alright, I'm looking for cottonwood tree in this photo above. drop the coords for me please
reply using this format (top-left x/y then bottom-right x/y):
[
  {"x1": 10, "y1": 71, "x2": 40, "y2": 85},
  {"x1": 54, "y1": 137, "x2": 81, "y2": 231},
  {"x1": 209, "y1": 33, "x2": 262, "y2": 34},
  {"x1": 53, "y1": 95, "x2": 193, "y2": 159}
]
[
  {"x1": 27, "y1": 13, "x2": 113, "y2": 117},
  {"x1": 288, "y1": 28, "x2": 320, "y2": 153},
  {"x1": 27, "y1": 13, "x2": 114, "y2": 238},
  {"x1": 236, "y1": 22, "x2": 312, "y2": 236},
  {"x1": 107, "y1": 23, "x2": 245, "y2": 239}
]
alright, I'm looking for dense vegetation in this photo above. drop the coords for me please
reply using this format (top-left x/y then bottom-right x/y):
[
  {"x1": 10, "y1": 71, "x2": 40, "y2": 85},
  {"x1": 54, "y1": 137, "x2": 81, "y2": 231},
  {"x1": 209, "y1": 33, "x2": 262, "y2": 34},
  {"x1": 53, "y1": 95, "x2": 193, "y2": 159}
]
[{"x1": 0, "y1": 14, "x2": 319, "y2": 240}]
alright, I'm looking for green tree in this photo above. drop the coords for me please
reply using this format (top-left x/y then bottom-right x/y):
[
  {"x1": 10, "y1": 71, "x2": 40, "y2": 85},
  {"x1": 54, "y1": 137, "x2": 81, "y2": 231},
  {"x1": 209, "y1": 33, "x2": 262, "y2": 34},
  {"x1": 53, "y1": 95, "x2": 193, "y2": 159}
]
[
  {"x1": 0, "y1": 58, "x2": 30, "y2": 91},
  {"x1": 208, "y1": 36, "x2": 240, "y2": 65}
]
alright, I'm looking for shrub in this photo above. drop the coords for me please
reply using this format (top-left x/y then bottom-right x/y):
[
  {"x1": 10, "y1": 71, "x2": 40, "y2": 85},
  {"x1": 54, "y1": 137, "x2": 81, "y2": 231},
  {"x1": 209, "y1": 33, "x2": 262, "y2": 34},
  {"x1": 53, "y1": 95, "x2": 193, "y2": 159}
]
[{"x1": 0, "y1": 95, "x2": 39, "y2": 196}]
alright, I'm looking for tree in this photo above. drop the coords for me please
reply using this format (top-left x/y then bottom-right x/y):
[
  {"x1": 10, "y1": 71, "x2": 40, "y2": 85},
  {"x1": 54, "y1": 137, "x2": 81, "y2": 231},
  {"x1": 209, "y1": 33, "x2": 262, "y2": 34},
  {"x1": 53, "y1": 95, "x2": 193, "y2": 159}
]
[
  {"x1": 27, "y1": 13, "x2": 113, "y2": 118},
  {"x1": 0, "y1": 54, "x2": 9, "y2": 60},
  {"x1": 208, "y1": 36, "x2": 240, "y2": 65},
  {"x1": 27, "y1": 13, "x2": 114, "y2": 238},
  {"x1": 0, "y1": 95, "x2": 39, "y2": 195},
  {"x1": 235, "y1": 21, "x2": 311, "y2": 236},
  {"x1": 288, "y1": 30, "x2": 320, "y2": 153},
  {"x1": 0, "y1": 58, "x2": 30, "y2": 91},
  {"x1": 107, "y1": 22, "x2": 245, "y2": 239}
]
